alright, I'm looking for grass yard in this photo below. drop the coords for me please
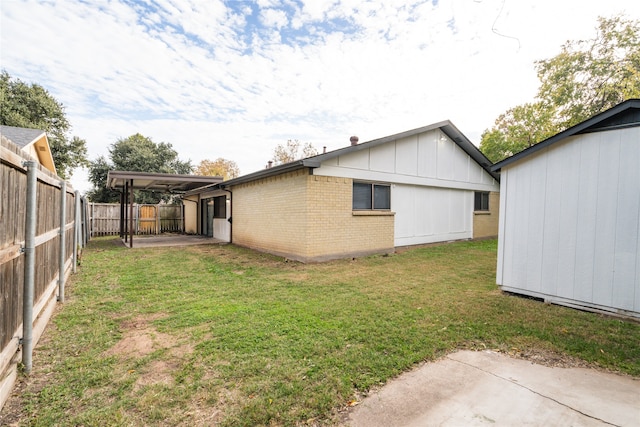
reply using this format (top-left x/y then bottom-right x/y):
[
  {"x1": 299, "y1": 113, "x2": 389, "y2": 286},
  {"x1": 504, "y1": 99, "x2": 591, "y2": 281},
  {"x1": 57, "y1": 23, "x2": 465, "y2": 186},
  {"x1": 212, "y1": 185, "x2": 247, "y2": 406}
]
[{"x1": 4, "y1": 237, "x2": 640, "y2": 426}]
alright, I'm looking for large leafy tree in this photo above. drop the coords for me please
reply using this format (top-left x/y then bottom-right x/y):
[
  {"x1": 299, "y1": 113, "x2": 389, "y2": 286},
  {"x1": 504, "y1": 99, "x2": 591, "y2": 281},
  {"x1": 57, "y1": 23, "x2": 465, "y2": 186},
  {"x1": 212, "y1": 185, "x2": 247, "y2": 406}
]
[
  {"x1": 194, "y1": 158, "x2": 240, "y2": 180},
  {"x1": 87, "y1": 133, "x2": 192, "y2": 203},
  {"x1": 272, "y1": 139, "x2": 318, "y2": 166},
  {"x1": 480, "y1": 15, "x2": 640, "y2": 163},
  {"x1": 0, "y1": 70, "x2": 88, "y2": 178}
]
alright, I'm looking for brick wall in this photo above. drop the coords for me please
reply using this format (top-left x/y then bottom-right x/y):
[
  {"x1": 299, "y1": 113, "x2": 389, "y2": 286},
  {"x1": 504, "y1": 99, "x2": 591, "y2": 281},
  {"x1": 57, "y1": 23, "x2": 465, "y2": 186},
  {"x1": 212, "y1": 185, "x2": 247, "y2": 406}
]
[
  {"x1": 231, "y1": 170, "x2": 395, "y2": 262},
  {"x1": 232, "y1": 169, "x2": 309, "y2": 257},
  {"x1": 473, "y1": 191, "x2": 500, "y2": 238},
  {"x1": 306, "y1": 175, "x2": 394, "y2": 261}
]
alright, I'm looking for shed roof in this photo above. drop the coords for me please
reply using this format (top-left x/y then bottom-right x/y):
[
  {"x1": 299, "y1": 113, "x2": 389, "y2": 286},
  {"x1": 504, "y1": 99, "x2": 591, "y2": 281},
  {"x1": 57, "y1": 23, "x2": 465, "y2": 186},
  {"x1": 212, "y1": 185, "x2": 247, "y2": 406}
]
[
  {"x1": 106, "y1": 171, "x2": 223, "y2": 193},
  {"x1": 219, "y1": 120, "x2": 497, "y2": 188},
  {"x1": 491, "y1": 99, "x2": 640, "y2": 172},
  {"x1": 0, "y1": 125, "x2": 57, "y2": 173}
]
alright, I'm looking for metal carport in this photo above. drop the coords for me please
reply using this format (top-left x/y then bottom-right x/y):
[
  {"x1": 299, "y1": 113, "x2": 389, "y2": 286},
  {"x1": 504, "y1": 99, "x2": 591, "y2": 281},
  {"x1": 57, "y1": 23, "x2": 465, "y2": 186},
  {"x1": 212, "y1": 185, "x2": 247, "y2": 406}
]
[{"x1": 106, "y1": 171, "x2": 223, "y2": 248}]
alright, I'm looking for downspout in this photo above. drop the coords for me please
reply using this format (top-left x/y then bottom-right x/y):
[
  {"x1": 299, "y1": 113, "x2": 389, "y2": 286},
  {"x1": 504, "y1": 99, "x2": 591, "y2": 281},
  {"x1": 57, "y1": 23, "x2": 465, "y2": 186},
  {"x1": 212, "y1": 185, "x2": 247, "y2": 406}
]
[
  {"x1": 58, "y1": 181, "x2": 66, "y2": 303},
  {"x1": 223, "y1": 187, "x2": 232, "y2": 244},
  {"x1": 22, "y1": 161, "x2": 37, "y2": 374}
]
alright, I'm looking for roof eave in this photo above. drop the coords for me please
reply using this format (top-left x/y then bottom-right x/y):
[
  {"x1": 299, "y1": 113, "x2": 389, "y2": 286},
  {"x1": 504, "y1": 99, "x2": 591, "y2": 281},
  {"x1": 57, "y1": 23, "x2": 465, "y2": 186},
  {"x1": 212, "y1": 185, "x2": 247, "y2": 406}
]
[
  {"x1": 220, "y1": 159, "x2": 321, "y2": 188},
  {"x1": 492, "y1": 99, "x2": 640, "y2": 172}
]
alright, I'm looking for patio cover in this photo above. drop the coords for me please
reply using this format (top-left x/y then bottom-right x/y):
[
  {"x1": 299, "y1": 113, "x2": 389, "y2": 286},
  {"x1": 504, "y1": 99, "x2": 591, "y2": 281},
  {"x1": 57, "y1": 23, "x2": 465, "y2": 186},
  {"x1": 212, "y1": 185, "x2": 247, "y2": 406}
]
[
  {"x1": 106, "y1": 170, "x2": 223, "y2": 192},
  {"x1": 106, "y1": 171, "x2": 223, "y2": 248}
]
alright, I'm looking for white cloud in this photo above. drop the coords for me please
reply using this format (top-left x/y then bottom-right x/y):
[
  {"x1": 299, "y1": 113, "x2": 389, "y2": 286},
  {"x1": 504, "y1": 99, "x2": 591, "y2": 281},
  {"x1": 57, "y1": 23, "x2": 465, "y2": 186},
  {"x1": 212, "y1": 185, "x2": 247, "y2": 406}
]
[
  {"x1": 260, "y1": 8, "x2": 289, "y2": 29},
  {"x1": 1, "y1": 0, "x2": 639, "y2": 194}
]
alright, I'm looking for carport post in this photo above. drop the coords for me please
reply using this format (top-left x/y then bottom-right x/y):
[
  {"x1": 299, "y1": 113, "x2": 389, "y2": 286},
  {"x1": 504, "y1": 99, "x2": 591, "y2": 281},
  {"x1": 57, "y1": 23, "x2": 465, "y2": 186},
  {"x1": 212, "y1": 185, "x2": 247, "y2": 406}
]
[
  {"x1": 119, "y1": 191, "x2": 124, "y2": 238},
  {"x1": 129, "y1": 179, "x2": 134, "y2": 248}
]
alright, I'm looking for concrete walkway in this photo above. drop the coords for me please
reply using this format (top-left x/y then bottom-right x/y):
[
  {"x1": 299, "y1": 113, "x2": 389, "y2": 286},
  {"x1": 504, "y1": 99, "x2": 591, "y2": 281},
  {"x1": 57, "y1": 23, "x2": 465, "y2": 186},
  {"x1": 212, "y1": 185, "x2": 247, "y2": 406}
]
[
  {"x1": 347, "y1": 350, "x2": 639, "y2": 427},
  {"x1": 118, "y1": 234, "x2": 226, "y2": 248}
]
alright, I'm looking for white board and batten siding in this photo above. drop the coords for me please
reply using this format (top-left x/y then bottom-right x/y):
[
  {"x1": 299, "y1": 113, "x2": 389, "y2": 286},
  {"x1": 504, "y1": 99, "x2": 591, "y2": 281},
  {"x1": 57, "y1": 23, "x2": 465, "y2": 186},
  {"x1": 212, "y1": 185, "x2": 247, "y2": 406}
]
[
  {"x1": 314, "y1": 128, "x2": 499, "y2": 246},
  {"x1": 497, "y1": 127, "x2": 640, "y2": 317}
]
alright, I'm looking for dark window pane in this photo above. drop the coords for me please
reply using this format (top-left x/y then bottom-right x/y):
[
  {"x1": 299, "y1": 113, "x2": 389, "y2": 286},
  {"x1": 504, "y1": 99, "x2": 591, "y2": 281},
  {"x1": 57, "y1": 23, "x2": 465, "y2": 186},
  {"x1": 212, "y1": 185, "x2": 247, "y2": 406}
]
[
  {"x1": 373, "y1": 185, "x2": 390, "y2": 209},
  {"x1": 353, "y1": 182, "x2": 372, "y2": 209},
  {"x1": 474, "y1": 192, "x2": 489, "y2": 211},
  {"x1": 213, "y1": 195, "x2": 226, "y2": 218}
]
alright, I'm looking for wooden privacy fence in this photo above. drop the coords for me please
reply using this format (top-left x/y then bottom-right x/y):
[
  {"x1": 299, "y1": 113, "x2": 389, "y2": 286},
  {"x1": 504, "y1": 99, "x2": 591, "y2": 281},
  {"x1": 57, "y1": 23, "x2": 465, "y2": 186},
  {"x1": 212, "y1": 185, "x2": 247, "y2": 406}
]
[
  {"x1": 90, "y1": 203, "x2": 184, "y2": 236},
  {"x1": 0, "y1": 136, "x2": 88, "y2": 411}
]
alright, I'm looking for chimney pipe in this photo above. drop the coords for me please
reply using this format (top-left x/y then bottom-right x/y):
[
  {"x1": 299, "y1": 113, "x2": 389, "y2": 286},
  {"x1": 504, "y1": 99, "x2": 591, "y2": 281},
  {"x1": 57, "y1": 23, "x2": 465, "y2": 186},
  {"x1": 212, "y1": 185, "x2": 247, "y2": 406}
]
[
  {"x1": 267, "y1": 160, "x2": 273, "y2": 168},
  {"x1": 323, "y1": 146, "x2": 327, "y2": 154},
  {"x1": 350, "y1": 136, "x2": 359, "y2": 146}
]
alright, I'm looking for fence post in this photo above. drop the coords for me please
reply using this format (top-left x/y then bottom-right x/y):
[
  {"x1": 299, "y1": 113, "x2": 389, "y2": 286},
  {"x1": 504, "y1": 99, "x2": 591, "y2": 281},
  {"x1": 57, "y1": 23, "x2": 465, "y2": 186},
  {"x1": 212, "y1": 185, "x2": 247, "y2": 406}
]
[
  {"x1": 22, "y1": 161, "x2": 37, "y2": 374},
  {"x1": 73, "y1": 191, "x2": 80, "y2": 273},
  {"x1": 91, "y1": 202, "x2": 94, "y2": 238},
  {"x1": 58, "y1": 181, "x2": 67, "y2": 303}
]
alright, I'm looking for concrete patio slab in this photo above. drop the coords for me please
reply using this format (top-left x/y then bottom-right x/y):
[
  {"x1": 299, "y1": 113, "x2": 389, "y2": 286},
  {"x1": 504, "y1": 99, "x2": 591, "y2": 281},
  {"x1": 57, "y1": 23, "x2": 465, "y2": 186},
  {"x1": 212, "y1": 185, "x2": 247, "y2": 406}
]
[{"x1": 347, "y1": 350, "x2": 639, "y2": 427}]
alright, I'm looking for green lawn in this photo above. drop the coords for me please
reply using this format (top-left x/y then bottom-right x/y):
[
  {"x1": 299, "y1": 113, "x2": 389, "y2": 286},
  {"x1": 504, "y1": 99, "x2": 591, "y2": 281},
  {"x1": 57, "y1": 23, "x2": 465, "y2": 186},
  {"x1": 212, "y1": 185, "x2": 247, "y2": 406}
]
[{"x1": 10, "y1": 237, "x2": 640, "y2": 426}]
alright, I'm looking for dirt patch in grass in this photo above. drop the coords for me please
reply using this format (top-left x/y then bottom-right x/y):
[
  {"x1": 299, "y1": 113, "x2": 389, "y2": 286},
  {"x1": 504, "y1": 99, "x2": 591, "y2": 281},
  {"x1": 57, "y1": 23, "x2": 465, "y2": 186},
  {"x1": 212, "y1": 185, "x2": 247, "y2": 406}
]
[{"x1": 105, "y1": 314, "x2": 174, "y2": 359}]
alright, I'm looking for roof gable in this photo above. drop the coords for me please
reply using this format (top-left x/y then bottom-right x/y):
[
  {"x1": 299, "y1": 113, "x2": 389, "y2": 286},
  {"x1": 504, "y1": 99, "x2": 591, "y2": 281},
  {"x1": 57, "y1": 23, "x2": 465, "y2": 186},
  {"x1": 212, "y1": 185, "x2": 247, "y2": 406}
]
[
  {"x1": 492, "y1": 99, "x2": 640, "y2": 171},
  {"x1": 223, "y1": 120, "x2": 497, "y2": 187},
  {"x1": 0, "y1": 125, "x2": 56, "y2": 174}
]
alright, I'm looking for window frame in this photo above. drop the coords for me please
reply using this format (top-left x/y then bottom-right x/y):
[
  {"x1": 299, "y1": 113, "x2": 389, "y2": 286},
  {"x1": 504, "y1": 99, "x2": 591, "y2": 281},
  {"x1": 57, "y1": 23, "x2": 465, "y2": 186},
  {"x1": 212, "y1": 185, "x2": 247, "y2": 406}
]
[
  {"x1": 352, "y1": 181, "x2": 391, "y2": 211},
  {"x1": 474, "y1": 191, "x2": 490, "y2": 212}
]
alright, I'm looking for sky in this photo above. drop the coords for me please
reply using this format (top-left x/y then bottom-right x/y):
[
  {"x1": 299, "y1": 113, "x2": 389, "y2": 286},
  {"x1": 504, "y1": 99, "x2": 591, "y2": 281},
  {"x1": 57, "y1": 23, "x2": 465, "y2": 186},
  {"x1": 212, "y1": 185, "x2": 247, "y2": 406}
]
[{"x1": 1, "y1": 0, "x2": 638, "y2": 193}]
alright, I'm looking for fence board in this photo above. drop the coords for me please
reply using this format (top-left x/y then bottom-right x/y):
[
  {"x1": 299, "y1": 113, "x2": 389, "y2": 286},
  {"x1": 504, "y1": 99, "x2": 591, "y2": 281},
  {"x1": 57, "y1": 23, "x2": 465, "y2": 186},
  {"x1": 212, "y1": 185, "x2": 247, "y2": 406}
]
[
  {"x1": 1, "y1": 135, "x2": 88, "y2": 411},
  {"x1": 89, "y1": 203, "x2": 184, "y2": 236}
]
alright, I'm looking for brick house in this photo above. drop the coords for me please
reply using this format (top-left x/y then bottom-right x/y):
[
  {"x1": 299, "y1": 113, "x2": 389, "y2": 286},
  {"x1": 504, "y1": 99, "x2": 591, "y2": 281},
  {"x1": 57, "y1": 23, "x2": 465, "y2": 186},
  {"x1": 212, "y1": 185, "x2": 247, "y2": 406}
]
[{"x1": 185, "y1": 121, "x2": 499, "y2": 262}]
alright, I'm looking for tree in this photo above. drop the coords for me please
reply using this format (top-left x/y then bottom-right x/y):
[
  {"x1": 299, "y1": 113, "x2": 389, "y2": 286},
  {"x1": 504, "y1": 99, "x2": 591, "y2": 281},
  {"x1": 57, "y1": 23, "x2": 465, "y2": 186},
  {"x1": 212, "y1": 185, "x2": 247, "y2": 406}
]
[
  {"x1": 480, "y1": 102, "x2": 558, "y2": 162},
  {"x1": 195, "y1": 158, "x2": 240, "y2": 180},
  {"x1": 86, "y1": 155, "x2": 121, "y2": 203},
  {"x1": 0, "y1": 70, "x2": 88, "y2": 178},
  {"x1": 480, "y1": 15, "x2": 640, "y2": 163},
  {"x1": 87, "y1": 133, "x2": 192, "y2": 203},
  {"x1": 272, "y1": 139, "x2": 318, "y2": 165}
]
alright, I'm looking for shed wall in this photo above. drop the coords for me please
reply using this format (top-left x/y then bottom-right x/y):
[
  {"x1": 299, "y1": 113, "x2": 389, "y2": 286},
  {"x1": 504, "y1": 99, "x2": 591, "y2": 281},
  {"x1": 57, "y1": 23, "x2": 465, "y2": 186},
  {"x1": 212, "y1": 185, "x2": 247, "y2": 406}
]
[{"x1": 497, "y1": 127, "x2": 640, "y2": 317}]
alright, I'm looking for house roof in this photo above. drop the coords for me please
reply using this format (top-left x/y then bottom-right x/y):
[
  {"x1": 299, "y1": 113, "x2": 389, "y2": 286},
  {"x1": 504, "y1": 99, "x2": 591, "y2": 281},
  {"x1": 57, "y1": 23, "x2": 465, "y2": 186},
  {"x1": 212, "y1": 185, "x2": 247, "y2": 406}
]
[
  {"x1": 491, "y1": 99, "x2": 640, "y2": 172},
  {"x1": 0, "y1": 125, "x2": 46, "y2": 148},
  {"x1": 220, "y1": 120, "x2": 498, "y2": 188},
  {"x1": 0, "y1": 125, "x2": 57, "y2": 174},
  {"x1": 106, "y1": 171, "x2": 223, "y2": 193}
]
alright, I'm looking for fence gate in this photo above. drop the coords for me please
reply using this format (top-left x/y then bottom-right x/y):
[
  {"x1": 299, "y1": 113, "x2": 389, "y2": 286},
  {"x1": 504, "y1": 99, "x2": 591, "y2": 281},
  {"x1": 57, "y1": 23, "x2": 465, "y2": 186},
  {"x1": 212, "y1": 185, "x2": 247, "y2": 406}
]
[{"x1": 137, "y1": 205, "x2": 158, "y2": 235}]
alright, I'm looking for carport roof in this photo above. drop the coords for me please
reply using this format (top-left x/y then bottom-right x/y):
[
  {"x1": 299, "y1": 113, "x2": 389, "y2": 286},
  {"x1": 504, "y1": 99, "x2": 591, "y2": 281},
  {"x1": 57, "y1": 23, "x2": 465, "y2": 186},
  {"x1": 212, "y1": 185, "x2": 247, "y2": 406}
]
[{"x1": 106, "y1": 171, "x2": 223, "y2": 193}]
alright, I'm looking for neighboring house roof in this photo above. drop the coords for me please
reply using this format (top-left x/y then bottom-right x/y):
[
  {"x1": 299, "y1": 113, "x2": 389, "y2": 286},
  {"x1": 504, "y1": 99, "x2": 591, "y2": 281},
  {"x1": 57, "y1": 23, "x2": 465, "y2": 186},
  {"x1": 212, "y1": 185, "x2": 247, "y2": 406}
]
[
  {"x1": 106, "y1": 170, "x2": 224, "y2": 193},
  {"x1": 491, "y1": 98, "x2": 640, "y2": 172},
  {"x1": 219, "y1": 120, "x2": 498, "y2": 188},
  {"x1": 0, "y1": 125, "x2": 57, "y2": 174}
]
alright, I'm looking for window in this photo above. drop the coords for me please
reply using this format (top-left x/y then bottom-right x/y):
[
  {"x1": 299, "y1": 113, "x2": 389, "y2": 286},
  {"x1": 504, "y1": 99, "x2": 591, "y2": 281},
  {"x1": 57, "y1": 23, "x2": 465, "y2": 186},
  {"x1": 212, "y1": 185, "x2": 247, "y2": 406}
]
[
  {"x1": 353, "y1": 182, "x2": 391, "y2": 210},
  {"x1": 474, "y1": 192, "x2": 489, "y2": 211},
  {"x1": 213, "y1": 195, "x2": 227, "y2": 218}
]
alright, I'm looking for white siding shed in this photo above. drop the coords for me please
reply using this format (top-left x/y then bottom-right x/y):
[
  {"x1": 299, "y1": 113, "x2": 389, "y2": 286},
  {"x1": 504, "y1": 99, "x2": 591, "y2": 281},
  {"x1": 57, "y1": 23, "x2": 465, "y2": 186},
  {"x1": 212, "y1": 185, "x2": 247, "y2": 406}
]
[{"x1": 492, "y1": 99, "x2": 640, "y2": 318}]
